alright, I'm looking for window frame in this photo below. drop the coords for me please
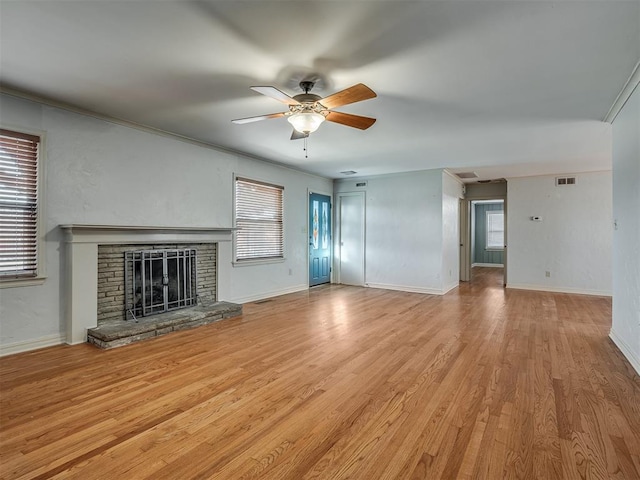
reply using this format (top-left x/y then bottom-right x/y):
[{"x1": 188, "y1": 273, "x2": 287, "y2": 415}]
[
  {"x1": 232, "y1": 175, "x2": 285, "y2": 266},
  {"x1": 0, "y1": 126, "x2": 47, "y2": 288},
  {"x1": 485, "y1": 210, "x2": 504, "y2": 251}
]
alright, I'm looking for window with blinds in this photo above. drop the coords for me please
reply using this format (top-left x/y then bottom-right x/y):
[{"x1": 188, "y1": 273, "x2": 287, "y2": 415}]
[
  {"x1": 235, "y1": 177, "x2": 284, "y2": 262},
  {"x1": 0, "y1": 129, "x2": 40, "y2": 278},
  {"x1": 486, "y1": 211, "x2": 504, "y2": 250}
]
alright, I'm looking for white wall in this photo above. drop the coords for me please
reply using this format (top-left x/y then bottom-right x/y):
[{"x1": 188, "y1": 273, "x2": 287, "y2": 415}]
[
  {"x1": 507, "y1": 171, "x2": 612, "y2": 295},
  {"x1": 334, "y1": 169, "x2": 459, "y2": 294},
  {"x1": 442, "y1": 172, "x2": 463, "y2": 292},
  {"x1": 610, "y1": 85, "x2": 640, "y2": 375},
  {"x1": 0, "y1": 94, "x2": 332, "y2": 353}
]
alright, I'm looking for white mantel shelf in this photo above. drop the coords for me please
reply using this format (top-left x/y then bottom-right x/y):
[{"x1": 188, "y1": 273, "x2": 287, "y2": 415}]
[
  {"x1": 61, "y1": 224, "x2": 234, "y2": 345},
  {"x1": 61, "y1": 224, "x2": 236, "y2": 244}
]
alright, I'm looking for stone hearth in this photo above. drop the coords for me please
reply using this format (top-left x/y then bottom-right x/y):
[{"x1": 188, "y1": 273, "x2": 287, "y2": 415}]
[{"x1": 87, "y1": 301, "x2": 242, "y2": 349}]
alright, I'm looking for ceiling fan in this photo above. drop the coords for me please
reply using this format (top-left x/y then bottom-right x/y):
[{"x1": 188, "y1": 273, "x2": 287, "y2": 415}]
[{"x1": 232, "y1": 81, "x2": 377, "y2": 140}]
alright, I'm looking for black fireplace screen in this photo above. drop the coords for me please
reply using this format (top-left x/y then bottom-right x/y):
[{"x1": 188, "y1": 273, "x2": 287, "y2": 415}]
[{"x1": 124, "y1": 249, "x2": 197, "y2": 320}]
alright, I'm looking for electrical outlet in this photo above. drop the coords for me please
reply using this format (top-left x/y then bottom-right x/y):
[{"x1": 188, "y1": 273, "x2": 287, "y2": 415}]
[{"x1": 545, "y1": 271, "x2": 551, "y2": 278}]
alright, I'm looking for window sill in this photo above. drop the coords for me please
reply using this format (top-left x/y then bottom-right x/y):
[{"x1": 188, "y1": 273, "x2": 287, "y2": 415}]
[
  {"x1": 0, "y1": 275, "x2": 47, "y2": 289},
  {"x1": 485, "y1": 248, "x2": 504, "y2": 252},
  {"x1": 233, "y1": 257, "x2": 286, "y2": 267}
]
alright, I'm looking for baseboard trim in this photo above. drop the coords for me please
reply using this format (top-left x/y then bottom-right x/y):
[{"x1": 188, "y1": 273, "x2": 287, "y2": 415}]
[
  {"x1": 442, "y1": 282, "x2": 459, "y2": 295},
  {"x1": 472, "y1": 263, "x2": 504, "y2": 268},
  {"x1": 506, "y1": 283, "x2": 611, "y2": 297},
  {"x1": 0, "y1": 334, "x2": 66, "y2": 357},
  {"x1": 609, "y1": 329, "x2": 640, "y2": 376},
  {"x1": 366, "y1": 283, "x2": 443, "y2": 295},
  {"x1": 230, "y1": 284, "x2": 309, "y2": 304}
]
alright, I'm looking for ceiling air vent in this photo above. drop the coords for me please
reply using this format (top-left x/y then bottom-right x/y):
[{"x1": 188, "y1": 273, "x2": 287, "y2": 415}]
[
  {"x1": 340, "y1": 170, "x2": 357, "y2": 175},
  {"x1": 556, "y1": 176, "x2": 576, "y2": 186},
  {"x1": 455, "y1": 172, "x2": 478, "y2": 179}
]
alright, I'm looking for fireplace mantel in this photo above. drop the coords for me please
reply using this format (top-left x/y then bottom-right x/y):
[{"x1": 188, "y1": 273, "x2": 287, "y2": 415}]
[
  {"x1": 61, "y1": 224, "x2": 234, "y2": 344},
  {"x1": 61, "y1": 224, "x2": 236, "y2": 244}
]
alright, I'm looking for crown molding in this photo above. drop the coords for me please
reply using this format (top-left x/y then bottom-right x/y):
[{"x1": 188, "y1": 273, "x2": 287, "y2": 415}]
[
  {"x1": 603, "y1": 60, "x2": 640, "y2": 123},
  {"x1": 0, "y1": 86, "x2": 330, "y2": 181}
]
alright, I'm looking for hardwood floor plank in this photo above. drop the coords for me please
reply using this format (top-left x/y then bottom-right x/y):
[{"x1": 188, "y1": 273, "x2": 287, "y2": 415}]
[{"x1": 1, "y1": 268, "x2": 638, "y2": 479}]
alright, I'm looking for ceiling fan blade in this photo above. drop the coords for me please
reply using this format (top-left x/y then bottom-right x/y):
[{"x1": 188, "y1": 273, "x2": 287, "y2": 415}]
[
  {"x1": 231, "y1": 112, "x2": 287, "y2": 124},
  {"x1": 325, "y1": 111, "x2": 376, "y2": 130},
  {"x1": 250, "y1": 86, "x2": 300, "y2": 105},
  {"x1": 290, "y1": 129, "x2": 308, "y2": 141},
  {"x1": 320, "y1": 83, "x2": 377, "y2": 109}
]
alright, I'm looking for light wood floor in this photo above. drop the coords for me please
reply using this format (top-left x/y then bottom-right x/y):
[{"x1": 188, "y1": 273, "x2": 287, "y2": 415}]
[{"x1": 1, "y1": 268, "x2": 639, "y2": 479}]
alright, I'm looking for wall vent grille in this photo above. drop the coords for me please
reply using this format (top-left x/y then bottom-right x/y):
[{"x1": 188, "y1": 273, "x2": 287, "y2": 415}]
[{"x1": 556, "y1": 176, "x2": 576, "y2": 186}]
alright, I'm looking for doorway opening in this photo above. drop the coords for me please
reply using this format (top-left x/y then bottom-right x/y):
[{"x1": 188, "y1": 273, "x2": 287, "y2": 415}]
[
  {"x1": 469, "y1": 199, "x2": 504, "y2": 286},
  {"x1": 459, "y1": 180, "x2": 507, "y2": 288}
]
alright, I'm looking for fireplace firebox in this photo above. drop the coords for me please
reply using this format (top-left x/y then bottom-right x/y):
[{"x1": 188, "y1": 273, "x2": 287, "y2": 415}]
[{"x1": 124, "y1": 249, "x2": 197, "y2": 320}]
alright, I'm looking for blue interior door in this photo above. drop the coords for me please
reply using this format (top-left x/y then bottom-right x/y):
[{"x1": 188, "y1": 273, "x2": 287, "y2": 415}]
[{"x1": 309, "y1": 192, "x2": 331, "y2": 286}]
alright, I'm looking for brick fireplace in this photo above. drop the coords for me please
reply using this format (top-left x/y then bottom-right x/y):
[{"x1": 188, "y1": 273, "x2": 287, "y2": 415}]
[
  {"x1": 61, "y1": 225, "x2": 235, "y2": 344},
  {"x1": 98, "y1": 243, "x2": 216, "y2": 324}
]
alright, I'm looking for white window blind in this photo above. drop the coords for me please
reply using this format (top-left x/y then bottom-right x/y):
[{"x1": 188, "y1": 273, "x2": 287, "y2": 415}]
[
  {"x1": 486, "y1": 211, "x2": 504, "y2": 250},
  {"x1": 0, "y1": 129, "x2": 40, "y2": 278},
  {"x1": 235, "y1": 177, "x2": 284, "y2": 262}
]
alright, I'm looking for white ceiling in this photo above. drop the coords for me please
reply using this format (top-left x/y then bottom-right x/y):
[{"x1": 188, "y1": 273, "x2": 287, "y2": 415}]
[{"x1": 1, "y1": 1, "x2": 638, "y2": 181}]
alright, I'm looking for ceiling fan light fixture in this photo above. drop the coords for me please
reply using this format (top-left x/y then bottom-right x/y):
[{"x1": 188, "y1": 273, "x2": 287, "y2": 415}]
[{"x1": 287, "y1": 112, "x2": 325, "y2": 134}]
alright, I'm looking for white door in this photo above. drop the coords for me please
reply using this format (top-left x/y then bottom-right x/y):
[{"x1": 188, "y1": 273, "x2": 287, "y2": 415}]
[{"x1": 338, "y1": 193, "x2": 365, "y2": 286}]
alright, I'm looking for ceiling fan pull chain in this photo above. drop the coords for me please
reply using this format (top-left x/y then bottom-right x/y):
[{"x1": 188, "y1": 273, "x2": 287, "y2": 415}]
[{"x1": 304, "y1": 136, "x2": 308, "y2": 158}]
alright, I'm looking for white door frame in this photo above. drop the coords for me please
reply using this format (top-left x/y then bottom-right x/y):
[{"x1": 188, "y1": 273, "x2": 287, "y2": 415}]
[
  {"x1": 462, "y1": 194, "x2": 507, "y2": 286},
  {"x1": 459, "y1": 198, "x2": 470, "y2": 282}
]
